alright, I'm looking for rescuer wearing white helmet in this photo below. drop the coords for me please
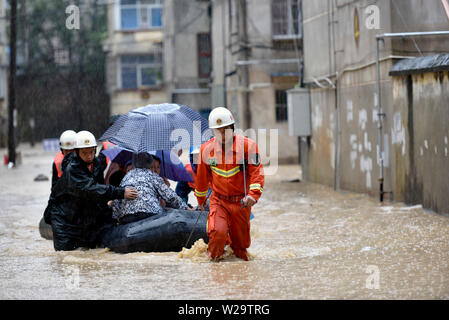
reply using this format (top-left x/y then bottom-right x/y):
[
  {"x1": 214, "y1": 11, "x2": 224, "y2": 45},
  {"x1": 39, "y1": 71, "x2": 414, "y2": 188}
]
[
  {"x1": 51, "y1": 130, "x2": 77, "y2": 189},
  {"x1": 60, "y1": 130, "x2": 77, "y2": 151},
  {"x1": 208, "y1": 106, "x2": 235, "y2": 129},
  {"x1": 194, "y1": 107, "x2": 264, "y2": 261},
  {"x1": 208, "y1": 107, "x2": 236, "y2": 146},
  {"x1": 74, "y1": 130, "x2": 98, "y2": 166},
  {"x1": 44, "y1": 129, "x2": 139, "y2": 251}
]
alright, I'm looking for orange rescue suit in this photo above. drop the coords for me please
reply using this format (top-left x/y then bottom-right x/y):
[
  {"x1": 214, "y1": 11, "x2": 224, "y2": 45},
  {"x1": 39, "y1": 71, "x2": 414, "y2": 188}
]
[{"x1": 195, "y1": 133, "x2": 264, "y2": 261}]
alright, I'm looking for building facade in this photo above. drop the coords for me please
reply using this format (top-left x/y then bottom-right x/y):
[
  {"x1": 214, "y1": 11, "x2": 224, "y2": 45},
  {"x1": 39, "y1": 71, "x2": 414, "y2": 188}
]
[
  {"x1": 299, "y1": 0, "x2": 449, "y2": 213},
  {"x1": 210, "y1": 0, "x2": 303, "y2": 163},
  {"x1": 103, "y1": 0, "x2": 166, "y2": 115},
  {"x1": 163, "y1": 0, "x2": 212, "y2": 118},
  {"x1": 103, "y1": 0, "x2": 303, "y2": 163}
]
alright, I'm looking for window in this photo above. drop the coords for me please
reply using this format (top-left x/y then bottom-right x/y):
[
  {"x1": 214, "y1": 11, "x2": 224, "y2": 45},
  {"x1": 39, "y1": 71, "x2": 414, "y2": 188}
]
[
  {"x1": 120, "y1": 53, "x2": 163, "y2": 89},
  {"x1": 120, "y1": 0, "x2": 163, "y2": 30},
  {"x1": 272, "y1": 0, "x2": 300, "y2": 39},
  {"x1": 275, "y1": 90, "x2": 288, "y2": 122},
  {"x1": 54, "y1": 48, "x2": 70, "y2": 66},
  {"x1": 198, "y1": 33, "x2": 211, "y2": 78}
]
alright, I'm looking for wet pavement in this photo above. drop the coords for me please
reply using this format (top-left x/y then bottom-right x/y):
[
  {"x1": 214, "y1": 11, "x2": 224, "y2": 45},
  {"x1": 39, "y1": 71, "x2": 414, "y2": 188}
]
[{"x1": 1, "y1": 143, "x2": 449, "y2": 299}]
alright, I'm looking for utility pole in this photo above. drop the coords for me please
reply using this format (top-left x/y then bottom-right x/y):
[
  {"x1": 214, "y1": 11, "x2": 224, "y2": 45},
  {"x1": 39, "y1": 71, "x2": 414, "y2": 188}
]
[
  {"x1": 21, "y1": 0, "x2": 34, "y2": 147},
  {"x1": 8, "y1": 0, "x2": 17, "y2": 166}
]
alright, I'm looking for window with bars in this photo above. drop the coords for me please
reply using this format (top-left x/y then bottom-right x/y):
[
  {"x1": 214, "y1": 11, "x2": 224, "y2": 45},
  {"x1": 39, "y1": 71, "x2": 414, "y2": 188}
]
[
  {"x1": 54, "y1": 48, "x2": 70, "y2": 66},
  {"x1": 120, "y1": 53, "x2": 163, "y2": 89},
  {"x1": 272, "y1": 0, "x2": 300, "y2": 39},
  {"x1": 275, "y1": 90, "x2": 288, "y2": 122},
  {"x1": 120, "y1": 0, "x2": 163, "y2": 30},
  {"x1": 198, "y1": 33, "x2": 211, "y2": 78}
]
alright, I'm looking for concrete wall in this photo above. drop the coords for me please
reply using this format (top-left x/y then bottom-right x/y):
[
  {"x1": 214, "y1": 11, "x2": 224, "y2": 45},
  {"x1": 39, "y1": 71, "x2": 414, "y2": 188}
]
[
  {"x1": 391, "y1": 0, "x2": 449, "y2": 55},
  {"x1": 303, "y1": 0, "x2": 392, "y2": 82},
  {"x1": 302, "y1": 0, "x2": 393, "y2": 190},
  {"x1": 302, "y1": 0, "x2": 333, "y2": 80},
  {"x1": 301, "y1": 0, "x2": 449, "y2": 213},
  {"x1": 306, "y1": 87, "x2": 336, "y2": 186},
  {"x1": 163, "y1": 0, "x2": 211, "y2": 111},
  {"x1": 336, "y1": 61, "x2": 394, "y2": 195},
  {"x1": 110, "y1": 90, "x2": 167, "y2": 115},
  {"x1": 391, "y1": 72, "x2": 449, "y2": 213}
]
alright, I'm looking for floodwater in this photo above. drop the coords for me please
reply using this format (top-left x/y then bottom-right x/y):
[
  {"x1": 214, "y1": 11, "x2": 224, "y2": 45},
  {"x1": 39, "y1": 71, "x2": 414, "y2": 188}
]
[{"x1": 1, "y1": 143, "x2": 449, "y2": 299}]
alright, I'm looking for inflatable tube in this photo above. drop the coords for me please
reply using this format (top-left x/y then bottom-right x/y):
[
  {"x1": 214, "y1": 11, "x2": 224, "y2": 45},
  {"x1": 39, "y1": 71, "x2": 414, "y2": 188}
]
[
  {"x1": 100, "y1": 208, "x2": 209, "y2": 253},
  {"x1": 39, "y1": 217, "x2": 53, "y2": 240},
  {"x1": 38, "y1": 208, "x2": 209, "y2": 253}
]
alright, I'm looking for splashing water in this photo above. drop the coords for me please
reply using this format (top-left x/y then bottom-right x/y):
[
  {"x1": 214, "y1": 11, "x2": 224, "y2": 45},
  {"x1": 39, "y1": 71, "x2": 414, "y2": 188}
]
[
  {"x1": 1, "y1": 144, "x2": 449, "y2": 299},
  {"x1": 178, "y1": 239, "x2": 209, "y2": 262}
]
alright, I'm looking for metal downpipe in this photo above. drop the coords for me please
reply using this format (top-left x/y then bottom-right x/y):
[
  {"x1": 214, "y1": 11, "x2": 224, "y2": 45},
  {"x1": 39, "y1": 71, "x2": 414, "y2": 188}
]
[{"x1": 376, "y1": 37, "x2": 384, "y2": 202}]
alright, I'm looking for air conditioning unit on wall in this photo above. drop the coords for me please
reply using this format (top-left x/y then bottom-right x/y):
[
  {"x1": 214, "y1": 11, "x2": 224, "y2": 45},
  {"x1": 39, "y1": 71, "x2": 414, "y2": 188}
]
[{"x1": 287, "y1": 88, "x2": 311, "y2": 137}]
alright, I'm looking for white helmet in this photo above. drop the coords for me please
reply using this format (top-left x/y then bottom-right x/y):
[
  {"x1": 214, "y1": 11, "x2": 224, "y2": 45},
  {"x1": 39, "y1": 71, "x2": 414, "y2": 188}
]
[
  {"x1": 208, "y1": 107, "x2": 235, "y2": 129},
  {"x1": 75, "y1": 130, "x2": 97, "y2": 149},
  {"x1": 59, "y1": 130, "x2": 77, "y2": 150}
]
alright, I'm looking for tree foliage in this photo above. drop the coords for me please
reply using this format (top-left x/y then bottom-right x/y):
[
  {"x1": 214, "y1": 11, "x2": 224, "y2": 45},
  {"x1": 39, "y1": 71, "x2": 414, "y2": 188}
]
[{"x1": 15, "y1": 0, "x2": 110, "y2": 143}]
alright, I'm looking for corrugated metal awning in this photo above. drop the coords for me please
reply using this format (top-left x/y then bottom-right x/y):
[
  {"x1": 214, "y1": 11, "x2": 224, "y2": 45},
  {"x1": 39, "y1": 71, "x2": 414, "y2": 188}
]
[{"x1": 389, "y1": 54, "x2": 449, "y2": 76}]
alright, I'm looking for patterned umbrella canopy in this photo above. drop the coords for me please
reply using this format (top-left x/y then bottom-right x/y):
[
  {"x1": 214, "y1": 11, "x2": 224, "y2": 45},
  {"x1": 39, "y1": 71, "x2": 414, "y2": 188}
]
[{"x1": 99, "y1": 103, "x2": 213, "y2": 152}]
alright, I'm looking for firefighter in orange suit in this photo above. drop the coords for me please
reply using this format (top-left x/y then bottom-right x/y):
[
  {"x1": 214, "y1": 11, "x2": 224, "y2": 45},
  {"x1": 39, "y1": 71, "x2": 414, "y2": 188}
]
[
  {"x1": 195, "y1": 107, "x2": 264, "y2": 261},
  {"x1": 52, "y1": 130, "x2": 77, "y2": 190}
]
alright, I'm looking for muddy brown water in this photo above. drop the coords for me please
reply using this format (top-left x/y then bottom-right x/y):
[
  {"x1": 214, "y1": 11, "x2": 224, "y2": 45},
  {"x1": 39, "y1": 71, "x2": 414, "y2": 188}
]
[{"x1": 1, "y1": 144, "x2": 449, "y2": 299}]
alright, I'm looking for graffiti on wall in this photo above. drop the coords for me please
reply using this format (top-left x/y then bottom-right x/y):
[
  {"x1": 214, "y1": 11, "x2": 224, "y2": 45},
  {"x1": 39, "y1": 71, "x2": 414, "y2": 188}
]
[
  {"x1": 391, "y1": 112, "x2": 406, "y2": 156},
  {"x1": 346, "y1": 96, "x2": 390, "y2": 189}
]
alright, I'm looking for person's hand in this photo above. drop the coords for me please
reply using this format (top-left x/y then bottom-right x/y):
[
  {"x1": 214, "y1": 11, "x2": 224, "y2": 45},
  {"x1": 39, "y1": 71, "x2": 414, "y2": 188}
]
[
  {"x1": 241, "y1": 196, "x2": 256, "y2": 208},
  {"x1": 163, "y1": 177, "x2": 170, "y2": 187},
  {"x1": 124, "y1": 187, "x2": 139, "y2": 200},
  {"x1": 107, "y1": 200, "x2": 114, "y2": 207},
  {"x1": 159, "y1": 198, "x2": 166, "y2": 208}
]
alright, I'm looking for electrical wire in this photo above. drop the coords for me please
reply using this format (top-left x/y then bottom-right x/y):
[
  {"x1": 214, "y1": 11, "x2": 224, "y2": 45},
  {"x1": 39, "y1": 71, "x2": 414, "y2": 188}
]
[{"x1": 391, "y1": 0, "x2": 423, "y2": 57}]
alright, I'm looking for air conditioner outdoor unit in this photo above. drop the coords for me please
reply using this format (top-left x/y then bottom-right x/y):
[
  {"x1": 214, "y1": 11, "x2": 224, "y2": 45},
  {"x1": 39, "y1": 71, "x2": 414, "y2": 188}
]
[{"x1": 287, "y1": 88, "x2": 311, "y2": 137}]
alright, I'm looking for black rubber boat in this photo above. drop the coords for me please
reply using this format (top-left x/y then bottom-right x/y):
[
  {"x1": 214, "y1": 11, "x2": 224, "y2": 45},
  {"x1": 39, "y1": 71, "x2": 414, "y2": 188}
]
[
  {"x1": 39, "y1": 216, "x2": 53, "y2": 240},
  {"x1": 39, "y1": 208, "x2": 209, "y2": 253}
]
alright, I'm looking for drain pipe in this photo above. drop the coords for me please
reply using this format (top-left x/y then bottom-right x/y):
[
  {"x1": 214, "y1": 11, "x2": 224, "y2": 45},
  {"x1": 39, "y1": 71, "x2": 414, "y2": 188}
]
[
  {"x1": 375, "y1": 30, "x2": 449, "y2": 202},
  {"x1": 375, "y1": 36, "x2": 385, "y2": 202}
]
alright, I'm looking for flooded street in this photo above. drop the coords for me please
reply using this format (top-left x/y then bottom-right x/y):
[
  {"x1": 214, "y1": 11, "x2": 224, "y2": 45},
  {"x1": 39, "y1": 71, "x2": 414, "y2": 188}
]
[{"x1": 1, "y1": 144, "x2": 449, "y2": 299}]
